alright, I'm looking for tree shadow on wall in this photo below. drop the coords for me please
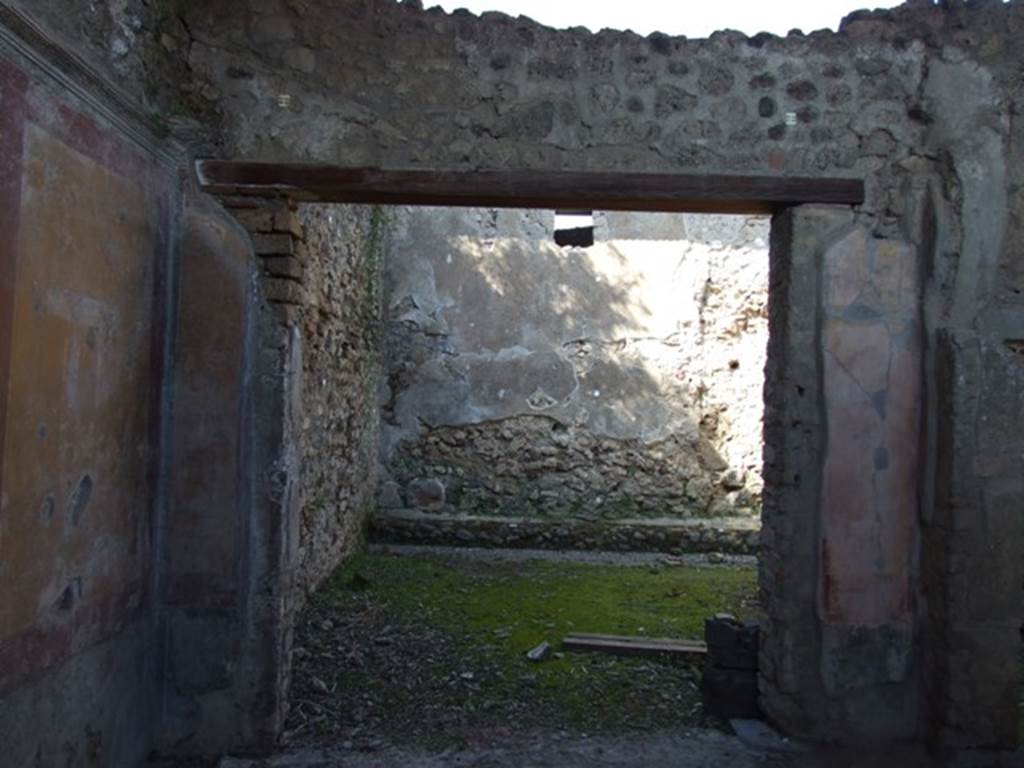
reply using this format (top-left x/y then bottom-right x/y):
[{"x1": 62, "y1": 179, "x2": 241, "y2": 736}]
[{"x1": 375, "y1": 205, "x2": 743, "y2": 517}]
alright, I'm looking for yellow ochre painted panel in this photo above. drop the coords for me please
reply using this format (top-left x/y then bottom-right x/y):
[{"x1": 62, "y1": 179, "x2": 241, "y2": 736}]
[{"x1": 0, "y1": 123, "x2": 156, "y2": 641}]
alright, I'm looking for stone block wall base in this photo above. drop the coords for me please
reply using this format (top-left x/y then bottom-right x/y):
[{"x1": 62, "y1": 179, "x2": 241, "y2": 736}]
[{"x1": 369, "y1": 510, "x2": 760, "y2": 556}]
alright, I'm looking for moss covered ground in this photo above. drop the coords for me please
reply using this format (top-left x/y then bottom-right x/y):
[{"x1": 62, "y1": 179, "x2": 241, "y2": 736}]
[{"x1": 287, "y1": 551, "x2": 759, "y2": 750}]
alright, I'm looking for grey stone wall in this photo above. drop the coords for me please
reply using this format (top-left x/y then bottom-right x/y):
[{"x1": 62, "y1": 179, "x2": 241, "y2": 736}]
[
  {"x1": 294, "y1": 203, "x2": 383, "y2": 596},
  {"x1": 161, "y1": 196, "x2": 385, "y2": 756},
  {"x1": 173, "y1": 0, "x2": 1024, "y2": 749},
  {"x1": 7, "y1": 0, "x2": 1024, "y2": 757},
  {"x1": 218, "y1": 199, "x2": 384, "y2": 604},
  {"x1": 2, "y1": 0, "x2": 198, "y2": 122},
  {"x1": 178, "y1": 1, "x2": 929, "y2": 182},
  {"x1": 379, "y1": 207, "x2": 769, "y2": 522}
]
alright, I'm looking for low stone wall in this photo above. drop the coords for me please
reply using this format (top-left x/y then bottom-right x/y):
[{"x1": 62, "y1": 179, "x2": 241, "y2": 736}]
[
  {"x1": 370, "y1": 510, "x2": 760, "y2": 556},
  {"x1": 382, "y1": 414, "x2": 757, "y2": 520},
  {"x1": 379, "y1": 209, "x2": 769, "y2": 523}
]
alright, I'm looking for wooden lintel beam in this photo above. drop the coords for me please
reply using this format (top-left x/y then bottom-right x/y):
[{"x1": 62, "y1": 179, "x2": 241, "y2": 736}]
[{"x1": 196, "y1": 161, "x2": 864, "y2": 215}]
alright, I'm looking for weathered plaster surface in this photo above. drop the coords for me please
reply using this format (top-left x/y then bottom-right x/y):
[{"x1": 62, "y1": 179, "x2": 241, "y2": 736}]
[
  {"x1": 758, "y1": 205, "x2": 852, "y2": 740},
  {"x1": 818, "y1": 226, "x2": 923, "y2": 740},
  {"x1": 820, "y1": 229, "x2": 921, "y2": 630},
  {"x1": 160, "y1": 190, "x2": 262, "y2": 755},
  {"x1": 927, "y1": 331, "x2": 1024, "y2": 748},
  {"x1": 381, "y1": 207, "x2": 769, "y2": 521},
  {"x1": 4, "y1": 119, "x2": 155, "y2": 668},
  {"x1": 157, "y1": 196, "x2": 388, "y2": 757},
  {"x1": 0, "y1": 45, "x2": 174, "y2": 768}
]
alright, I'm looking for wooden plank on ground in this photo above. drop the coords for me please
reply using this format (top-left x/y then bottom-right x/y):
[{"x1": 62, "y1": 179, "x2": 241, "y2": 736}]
[
  {"x1": 196, "y1": 161, "x2": 865, "y2": 215},
  {"x1": 562, "y1": 633, "x2": 707, "y2": 658}
]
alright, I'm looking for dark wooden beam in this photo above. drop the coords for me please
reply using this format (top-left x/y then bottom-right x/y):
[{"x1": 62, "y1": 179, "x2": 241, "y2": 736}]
[{"x1": 196, "y1": 161, "x2": 864, "y2": 215}]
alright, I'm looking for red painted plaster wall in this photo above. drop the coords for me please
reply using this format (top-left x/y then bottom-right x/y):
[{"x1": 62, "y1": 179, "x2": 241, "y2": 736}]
[{"x1": 0, "y1": 53, "x2": 175, "y2": 767}]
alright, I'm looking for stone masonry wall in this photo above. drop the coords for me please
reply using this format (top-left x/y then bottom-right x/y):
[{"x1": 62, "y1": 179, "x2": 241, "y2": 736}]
[
  {"x1": 178, "y1": 0, "x2": 938, "y2": 184},
  {"x1": 2, "y1": 0, "x2": 204, "y2": 129},
  {"x1": 223, "y1": 199, "x2": 384, "y2": 603},
  {"x1": 167, "y1": 196, "x2": 385, "y2": 755},
  {"x1": 380, "y1": 209, "x2": 769, "y2": 522},
  {"x1": 174, "y1": 0, "x2": 1024, "y2": 749},
  {"x1": 293, "y1": 204, "x2": 382, "y2": 596}
]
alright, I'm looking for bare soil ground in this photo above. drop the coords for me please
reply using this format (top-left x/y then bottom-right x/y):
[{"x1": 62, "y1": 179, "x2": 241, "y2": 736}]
[
  {"x1": 153, "y1": 548, "x2": 1023, "y2": 768},
  {"x1": 281, "y1": 548, "x2": 760, "y2": 750},
  {"x1": 222, "y1": 728, "x2": 787, "y2": 767}
]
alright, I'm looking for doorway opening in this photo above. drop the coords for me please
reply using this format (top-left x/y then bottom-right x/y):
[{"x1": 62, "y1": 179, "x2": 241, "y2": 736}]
[
  {"x1": 199, "y1": 161, "x2": 869, "y2": 754},
  {"x1": 281, "y1": 201, "x2": 771, "y2": 749}
]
